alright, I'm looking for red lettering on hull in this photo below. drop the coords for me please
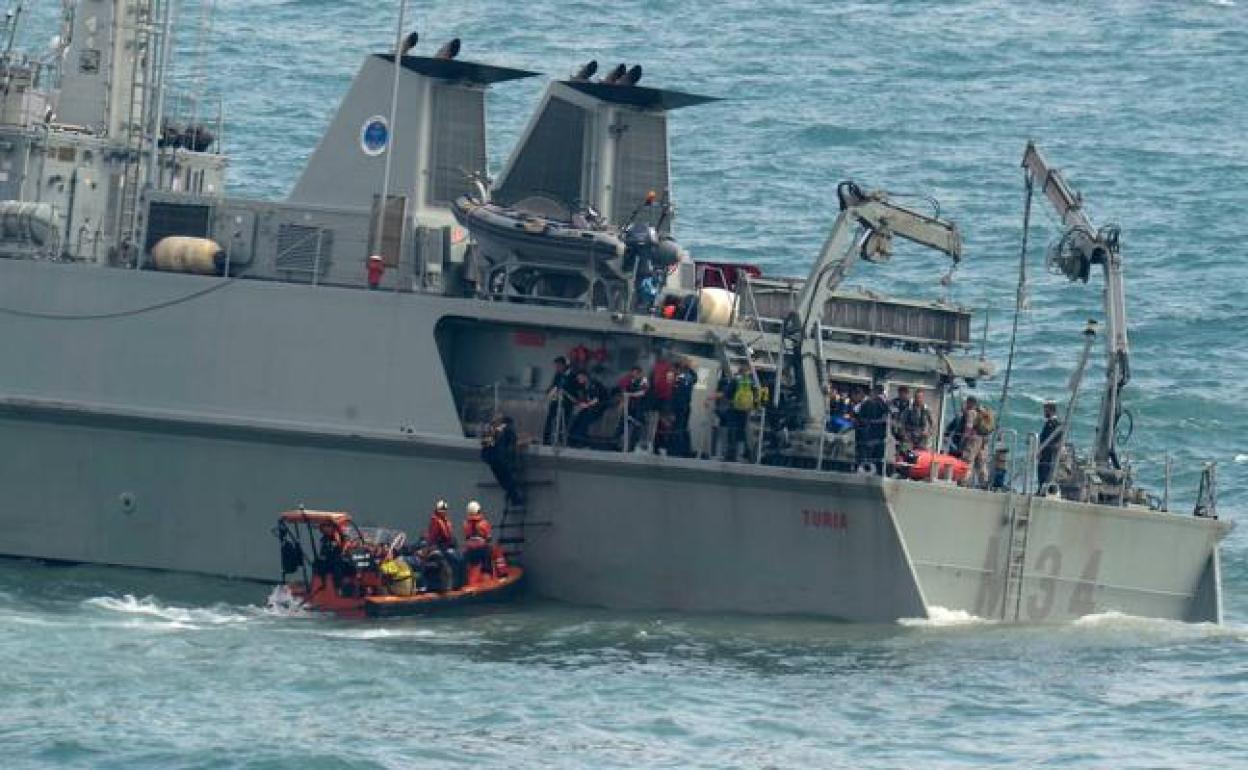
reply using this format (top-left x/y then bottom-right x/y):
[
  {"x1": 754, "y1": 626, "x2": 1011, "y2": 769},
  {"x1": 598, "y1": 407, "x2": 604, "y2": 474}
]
[{"x1": 802, "y1": 509, "x2": 848, "y2": 531}]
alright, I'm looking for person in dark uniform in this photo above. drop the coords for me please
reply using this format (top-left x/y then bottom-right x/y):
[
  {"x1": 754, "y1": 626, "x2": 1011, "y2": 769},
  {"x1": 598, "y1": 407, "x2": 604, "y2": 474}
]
[
  {"x1": 670, "y1": 359, "x2": 698, "y2": 458},
  {"x1": 568, "y1": 371, "x2": 608, "y2": 448},
  {"x1": 856, "y1": 383, "x2": 890, "y2": 472},
  {"x1": 542, "y1": 356, "x2": 573, "y2": 445},
  {"x1": 1037, "y1": 400, "x2": 1062, "y2": 490},
  {"x1": 615, "y1": 365, "x2": 649, "y2": 451},
  {"x1": 945, "y1": 406, "x2": 967, "y2": 457},
  {"x1": 482, "y1": 415, "x2": 523, "y2": 506}
]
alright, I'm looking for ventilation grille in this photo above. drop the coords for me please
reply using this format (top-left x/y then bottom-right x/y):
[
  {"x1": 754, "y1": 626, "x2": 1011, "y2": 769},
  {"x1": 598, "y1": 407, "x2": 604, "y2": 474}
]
[
  {"x1": 276, "y1": 223, "x2": 334, "y2": 275},
  {"x1": 494, "y1": 96, "x2": 585, "y2": 212},
  {"x1": 611, "y1": 111, "x2": 669, "y2": 232},
  {"x1": 428, "y1": 85, "x2": 486, "y2": 206}
]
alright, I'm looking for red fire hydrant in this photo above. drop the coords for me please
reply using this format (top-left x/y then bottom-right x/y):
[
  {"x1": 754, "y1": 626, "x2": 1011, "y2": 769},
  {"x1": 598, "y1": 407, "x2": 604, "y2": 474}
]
[{"x1": 366, "y1": 254, "x2": 385, "y2": 290}]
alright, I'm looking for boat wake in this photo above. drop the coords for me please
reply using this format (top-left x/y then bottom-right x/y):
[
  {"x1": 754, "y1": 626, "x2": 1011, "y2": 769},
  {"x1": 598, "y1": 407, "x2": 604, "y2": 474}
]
[
  {"x1": 1073, "y1": 610, "x2": 1248, "y2": 641},
  {"x1": 897, "y1": 606, "x2": 1248, "y2": 640},
  {"x1": 319, "y1": 627, "x2": 443, "y2": 641},
  {"x1": 262, "y1": 585, "x2": 313, "y2": 618},
  {"x1": 897, "y1": 606, "x2": 996, "y2": 628},
  {"x1": 84, "y1": 594, "x2": 258, "y2": 630}
]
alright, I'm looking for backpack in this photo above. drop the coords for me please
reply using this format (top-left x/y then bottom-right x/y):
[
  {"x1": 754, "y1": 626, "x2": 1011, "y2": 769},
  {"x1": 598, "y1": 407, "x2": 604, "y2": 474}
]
[
  {"x1": 974, "y1": 405, "x2": 996, "y2": 435},
  {"x1": 731, "y1": 377, "x2": 756, "y2": 411}
]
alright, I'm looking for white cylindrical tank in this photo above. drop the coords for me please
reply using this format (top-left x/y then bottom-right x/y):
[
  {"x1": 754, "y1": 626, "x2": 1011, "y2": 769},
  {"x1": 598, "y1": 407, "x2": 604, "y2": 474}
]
[
  {"x1": 150, "y1": 236, "x2": 225, "y2": 275},
  {"x1": 698, "y1": 287, "x2": 738, "y2": 326},
  {"x1": 0, "y1": 201, "x2": 60, "y2": 252}
]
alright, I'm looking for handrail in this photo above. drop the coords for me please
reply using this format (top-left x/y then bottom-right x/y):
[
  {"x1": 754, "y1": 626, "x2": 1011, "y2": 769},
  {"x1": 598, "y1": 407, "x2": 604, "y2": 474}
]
[{"x1": 1022, "y1": 432, "x2": 1038, "y2": 496}]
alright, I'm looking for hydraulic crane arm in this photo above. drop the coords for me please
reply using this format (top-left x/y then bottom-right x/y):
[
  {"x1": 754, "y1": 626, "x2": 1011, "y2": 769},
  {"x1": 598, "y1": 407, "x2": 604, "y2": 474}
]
[
  {"x1": 790, "y1": 182, "x2": 963, "y2": 428},
  {"x1": 1022, "y1": 141, "x2": 1130, "y2": 469}
]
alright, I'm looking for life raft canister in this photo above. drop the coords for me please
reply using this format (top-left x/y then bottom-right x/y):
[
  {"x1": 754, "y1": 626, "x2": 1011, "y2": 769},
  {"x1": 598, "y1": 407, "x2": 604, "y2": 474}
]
[{"x1": 909, "y1": 449, "x2": 969, "y2": 482}]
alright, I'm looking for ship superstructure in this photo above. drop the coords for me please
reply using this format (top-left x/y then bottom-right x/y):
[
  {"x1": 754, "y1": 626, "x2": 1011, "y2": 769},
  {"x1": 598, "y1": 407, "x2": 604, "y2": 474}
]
[{"x1": 0, "y1": 1, "x2": 1227, "y2": 623}]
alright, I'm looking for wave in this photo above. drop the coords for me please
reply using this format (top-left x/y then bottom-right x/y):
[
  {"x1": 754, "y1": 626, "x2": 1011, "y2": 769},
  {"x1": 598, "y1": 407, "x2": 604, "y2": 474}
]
[
  {"x1": 319, "y1": 627, "x2": 441, "y2": 641},
  {"x1": 83, "y1": 594, "x2": 253, "y2": 629},
  {"x1": 898, "y1": 607, "x2": 1248, "y2": 639},
  {"x1": 897, "y1": 606, "x2": 997, "y2": 627},
  {"x1": 262, "y1": 585, "x2": 314, "y2": 618},
  {"x1": 1073, "y1": 610, "x2": 1248, "y2": 640}
]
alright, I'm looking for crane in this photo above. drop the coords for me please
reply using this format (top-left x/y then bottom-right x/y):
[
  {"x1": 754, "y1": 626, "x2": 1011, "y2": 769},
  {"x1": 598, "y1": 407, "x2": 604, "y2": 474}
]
[
  {"x1": 787, "y1": 181, "x2": 963, "y2": 429},
  {"x1": 1021, "y1": 142, "x2": 1129, "y2": 471}
]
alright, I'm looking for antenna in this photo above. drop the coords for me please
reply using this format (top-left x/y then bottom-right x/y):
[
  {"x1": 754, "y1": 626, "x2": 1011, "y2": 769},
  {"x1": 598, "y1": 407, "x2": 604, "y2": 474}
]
[{"x1": 370, "y1": 0, "x2": 408, "y2": 259}]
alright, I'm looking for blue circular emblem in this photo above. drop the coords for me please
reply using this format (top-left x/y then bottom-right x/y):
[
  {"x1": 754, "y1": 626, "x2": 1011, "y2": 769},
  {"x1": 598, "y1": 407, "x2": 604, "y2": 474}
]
[{"x1": 360, "y1": 116, "x2": 389, "y2": 156}]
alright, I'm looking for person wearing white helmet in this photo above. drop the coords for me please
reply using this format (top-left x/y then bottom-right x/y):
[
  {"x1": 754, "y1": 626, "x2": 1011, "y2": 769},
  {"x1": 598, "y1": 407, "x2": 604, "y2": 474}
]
[
  {"x1": 462, "y1": 500, "x2": 495, "y2": 579},
  {"x1": 423, "y1": 499, "x2": 463, "y2": 590}
]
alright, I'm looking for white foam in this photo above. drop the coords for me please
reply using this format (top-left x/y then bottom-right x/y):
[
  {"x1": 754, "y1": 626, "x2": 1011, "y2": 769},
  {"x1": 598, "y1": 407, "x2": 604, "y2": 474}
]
[
  {"x1": 321, "y1": 627, "x2": 440, "y2": 640},
  {"x1": 84, "y1": 594, "x2": 251, "y2": 626},
  {"x1": 897, "y1": 606, "x2": 995, "y2": 627},
  {"x1": 1060, "y1": 611, "x2": 1248, "y2": 645},
  {"x1": 1234, "y1": 453, "x2": 1247, "y2": 464},
  {"x1": 261, "y1": 585, "x2": 312, "y2": 617}
]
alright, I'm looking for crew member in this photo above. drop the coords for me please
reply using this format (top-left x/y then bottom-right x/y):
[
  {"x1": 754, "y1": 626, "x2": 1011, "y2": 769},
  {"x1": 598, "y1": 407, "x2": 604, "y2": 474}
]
[
  {"x1": 316, "y1": 519, "x2": 350, "y2": 582},
  {"x1": 889, "y1": 385, "x2": 912, "y2": 446},
  {"x1": 1037, "y1": 400, "x2": 1062, "y2": 491},
  {"x1": 482, "y1": 414, "x2": 523, "y2": 506},
  {"x1": 462, "y1": 500, "x2": 494, "y2": 579},
  {"x1": 856, "y1": 383, "x2": 890, "y2": 472},
  {"x1": 724, "y1": 364, "x2": 757, "y2": 462},
  {"x1": 901, "y1": 389, "x2": 935, "y2": 452},
  {"x1": 616, "y1": 366, "x2": 650, "y2": 451},
  {"x1": 543, "y1": 356, "x2": 574, "y2": 445},
  {"x1": 378, "y1": 550, "x2": 414, "y2": 595},
  {"x1": 945, "y1": 400, "x2": 967, "y2": 457},
  {"x1": 568, "y1": 371, "x2": 608, "y2": 448},
  {"x1": 425, "y1": 500, "x2": 463, "y2": 589},
  {"x1": 671, "y1": 359, "x2": 698, "y2": 457},
  {"x1": 958, "y1": 396, "x2": 987, "y2": 487},
  {"x1": 649, "y1": 354, "x2": 676, "y2": 450}
]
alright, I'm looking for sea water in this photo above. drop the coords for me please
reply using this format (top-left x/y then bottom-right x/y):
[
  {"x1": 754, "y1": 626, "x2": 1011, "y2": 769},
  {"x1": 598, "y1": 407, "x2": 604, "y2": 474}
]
[{"x1": 2, "y1": 1, "x2": 1247, "y2": 766}]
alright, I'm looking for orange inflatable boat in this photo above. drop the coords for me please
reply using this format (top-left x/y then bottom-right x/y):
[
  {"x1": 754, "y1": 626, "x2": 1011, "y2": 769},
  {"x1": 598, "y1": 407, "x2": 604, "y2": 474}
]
[{"x1": 275, "y1": 508, "x2": 524, "y2": 619}]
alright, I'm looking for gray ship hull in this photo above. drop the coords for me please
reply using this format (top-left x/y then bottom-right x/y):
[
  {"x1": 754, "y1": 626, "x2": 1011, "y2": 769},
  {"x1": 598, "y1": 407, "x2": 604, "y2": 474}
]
[{"x1": 0, "y1": 259, "x2": 1228, "y2": 623}]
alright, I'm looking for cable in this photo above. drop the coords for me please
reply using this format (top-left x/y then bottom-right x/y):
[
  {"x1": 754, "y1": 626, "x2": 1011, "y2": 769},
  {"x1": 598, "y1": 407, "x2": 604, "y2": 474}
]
[
  {"x1": 0, "y1": 275, "x2": 235, "y2": 320},
  {"x1": 995, "y1": 168, "x2": 1034, "y2": 437}
]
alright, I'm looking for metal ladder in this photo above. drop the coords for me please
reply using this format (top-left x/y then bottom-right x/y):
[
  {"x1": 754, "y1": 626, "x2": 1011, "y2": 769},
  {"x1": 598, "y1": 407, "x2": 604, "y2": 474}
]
[
  {"x1": 712, "y1": 330, "x2": 770, "y2": 463},
  {"x1": 116, "y1": 1, "x2": 157, "y2": 259},
  {"x1": 483, "y1": 457, "x2": 553, "y2": 566},
  {"x1": 496, "y1": 498, "x2": 530, "y2": 565},
  {"x1": 712, "y1": 331, "x2": 763, "y2": 391},
  {"x1": 1000, "y1": 491, "x2": 1036, "y2": 621}
]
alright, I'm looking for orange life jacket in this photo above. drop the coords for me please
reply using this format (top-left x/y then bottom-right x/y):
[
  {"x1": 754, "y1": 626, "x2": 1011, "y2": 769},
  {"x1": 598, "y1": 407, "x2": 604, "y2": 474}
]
[
  {"x1": 464, "y1": 514, "x2": 492, "y2": 544},
  {"x1": 427, "y1": 511, "x2": 455, "y2": 549}
]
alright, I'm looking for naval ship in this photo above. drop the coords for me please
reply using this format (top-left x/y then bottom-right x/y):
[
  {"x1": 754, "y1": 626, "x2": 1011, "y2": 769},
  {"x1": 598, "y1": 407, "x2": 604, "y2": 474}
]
[{"x1": 0, "y1": 0, "x2": 1228, "y2": 623}]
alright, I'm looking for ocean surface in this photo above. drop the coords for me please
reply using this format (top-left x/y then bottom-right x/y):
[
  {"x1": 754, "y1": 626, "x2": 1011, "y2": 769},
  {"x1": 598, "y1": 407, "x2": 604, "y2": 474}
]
[{"x1": 4, "y1": 0, "x2": 1248, "y2": 767}]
